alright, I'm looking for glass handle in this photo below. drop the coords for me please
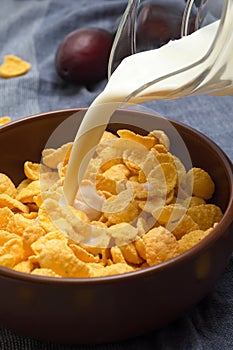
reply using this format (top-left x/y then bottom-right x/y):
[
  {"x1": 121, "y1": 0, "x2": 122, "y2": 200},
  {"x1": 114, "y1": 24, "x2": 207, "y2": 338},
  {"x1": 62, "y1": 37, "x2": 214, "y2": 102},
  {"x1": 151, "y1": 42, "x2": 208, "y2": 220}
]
[{"x1": 108, "y1": 0, "x2": 140, "y2": 78}]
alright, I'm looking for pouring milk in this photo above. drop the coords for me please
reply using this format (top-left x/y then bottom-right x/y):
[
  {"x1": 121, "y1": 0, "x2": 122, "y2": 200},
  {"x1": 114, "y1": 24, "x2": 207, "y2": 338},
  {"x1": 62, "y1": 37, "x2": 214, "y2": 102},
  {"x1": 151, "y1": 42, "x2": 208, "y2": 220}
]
[{"x1": 63, "y1": 4, "x2": 233, "y2": 205}]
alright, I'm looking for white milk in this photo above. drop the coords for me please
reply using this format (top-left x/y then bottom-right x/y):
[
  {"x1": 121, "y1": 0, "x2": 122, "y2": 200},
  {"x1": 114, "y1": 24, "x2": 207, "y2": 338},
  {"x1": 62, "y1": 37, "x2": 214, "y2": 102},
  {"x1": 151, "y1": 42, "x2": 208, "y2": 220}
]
[{"x1": 63, "y1": 16, "x2": 233, "y2": 205}]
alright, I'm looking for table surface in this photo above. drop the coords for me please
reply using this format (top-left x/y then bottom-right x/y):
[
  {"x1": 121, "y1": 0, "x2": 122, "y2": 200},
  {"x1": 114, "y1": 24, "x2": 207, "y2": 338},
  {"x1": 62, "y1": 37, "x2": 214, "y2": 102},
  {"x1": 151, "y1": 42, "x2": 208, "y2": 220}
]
[{"x1": 0, "y1": 1, "x2": 232, "y2": 349}]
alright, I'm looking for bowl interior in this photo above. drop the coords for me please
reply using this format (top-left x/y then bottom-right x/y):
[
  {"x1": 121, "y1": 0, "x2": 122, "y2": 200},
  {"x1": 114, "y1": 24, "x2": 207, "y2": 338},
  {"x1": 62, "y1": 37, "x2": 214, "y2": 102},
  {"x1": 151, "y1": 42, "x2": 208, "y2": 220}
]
[{"x1": 0, "y1": 108, "x2": 231, "y2": 213}]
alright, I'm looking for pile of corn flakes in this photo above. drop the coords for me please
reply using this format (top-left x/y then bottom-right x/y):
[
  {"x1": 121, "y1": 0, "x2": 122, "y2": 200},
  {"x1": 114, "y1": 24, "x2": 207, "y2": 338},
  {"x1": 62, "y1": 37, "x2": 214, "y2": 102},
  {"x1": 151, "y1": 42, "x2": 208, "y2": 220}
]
[{"x1": 0, "y1": 127, "x2": 223, "y2": 278}]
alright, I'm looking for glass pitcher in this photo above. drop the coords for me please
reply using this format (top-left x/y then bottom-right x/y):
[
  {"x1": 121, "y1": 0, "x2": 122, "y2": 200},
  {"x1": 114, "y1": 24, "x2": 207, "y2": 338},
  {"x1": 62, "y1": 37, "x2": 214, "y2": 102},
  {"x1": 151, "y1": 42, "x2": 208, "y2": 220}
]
[{"x1": 108, "y1": 0, "x2": 233, "y2": 97}]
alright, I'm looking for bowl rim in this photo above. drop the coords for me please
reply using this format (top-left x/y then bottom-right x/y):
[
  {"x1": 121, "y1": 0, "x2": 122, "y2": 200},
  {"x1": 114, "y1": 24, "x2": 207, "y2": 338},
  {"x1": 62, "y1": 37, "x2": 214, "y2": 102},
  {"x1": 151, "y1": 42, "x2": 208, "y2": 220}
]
[{"x1": 0, "y1": 108, "x2": 232, "y2": 285}]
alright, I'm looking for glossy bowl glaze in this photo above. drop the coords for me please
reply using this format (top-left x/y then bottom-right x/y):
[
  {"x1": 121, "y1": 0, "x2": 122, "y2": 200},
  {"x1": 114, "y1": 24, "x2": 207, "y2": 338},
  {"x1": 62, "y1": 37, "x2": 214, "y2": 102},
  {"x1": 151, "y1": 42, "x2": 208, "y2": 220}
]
[{"x1": 0, "y1": 108, "x2": 232, "y2": 344}]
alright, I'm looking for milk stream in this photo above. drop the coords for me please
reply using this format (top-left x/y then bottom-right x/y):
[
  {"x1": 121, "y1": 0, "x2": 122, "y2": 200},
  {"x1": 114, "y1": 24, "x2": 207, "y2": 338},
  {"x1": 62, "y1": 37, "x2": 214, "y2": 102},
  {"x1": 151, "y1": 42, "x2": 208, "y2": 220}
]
[{"x1": 63, "y1": 14, "x2": 233, "y2": 205}]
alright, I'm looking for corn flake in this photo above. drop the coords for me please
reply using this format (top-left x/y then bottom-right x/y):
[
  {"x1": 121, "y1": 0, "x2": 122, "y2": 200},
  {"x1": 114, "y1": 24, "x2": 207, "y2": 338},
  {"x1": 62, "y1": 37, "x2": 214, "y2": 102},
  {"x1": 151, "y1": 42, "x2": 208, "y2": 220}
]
[
  {"x1": 0, "y1": 55, "x2": 31, "y2": 78},
  {"x1": 16, "y1": 178, "x2": 32, "y2": 192},
  {"x1": 0, "y1": 116, "x2": 11, "y2": 126},
  {"x1": 0, "y1": 173, "x2": 16, "y2": 197},
  {"x1": 22, "y1": 225, "x2": 46, "y2": 258},
  {"x1": 30, "y1": 239, "x2": 90, "y2": 278},
  {"x1": 16, "y1": 180, "x2": 40, "y2": 203},
  {"x1": 186, "y1": 167, "x2": 215, "y2": 200},
  {"x1": 187, "y1": 204, "x2": 223, "y2": 230},
  {"x1": 31, "y1": 268, "x2": 62, "y2": 278},
  {"x1": 110, "y1": 246, "x2": 126, "y2": 264},
  {"x1": 120, "y1": 242, "x2": 144, "y2": 265},
  {"x1": 108, "y1": 223, "x2": 138, "y2": 246},
  {"x1": 7, "y1": 213, "x2": 34, "y2": 235},
  {"x1": 0, "y1": 254, "x2": 15, "y2": 268},
  {"x1": 0, "y1": 237, "x2": 24, "y2": 266},
  {"x1": 0, "y1": 230, "x2": 19, "y2": 246},
  {"x1": 42, "y1": 142, "x2": 73, "y2": 169},
  {"x1": 24, "y1": 161, "x2": 40, "y2": 181},
  {"x1": 70, "y1": 243, "x2": 100, "y2": 263},
  {"x1": 117, "y1": 129, "x2": 156, "y2": 149},
  {"x1": 0, "y1": 193, "x2": 29, "y2": 213},
  {"x1": 148, "y1": 130, "x2": 170, "y2": 149},
  {"x1": 102, "y1": 189, "x2": 140, "y2": 225},
  {"x1": 13, "y1": 260, "x2": 34, "y2": 274},
  {"x1": 170, "y1": 214, "x2": 199, "y2": 240},
  {"x1": 143, "y1": 226, "x2": 178, "y2": 266},
  {"x1": 178, "y1": 229, "x2": 210, "y2": 254},
  {"x1": 0, "y1": 207, "x2": 14, "y2": 230},
  {"x1": 89, "y1": 262, "x2": 134, "y2": 277}
]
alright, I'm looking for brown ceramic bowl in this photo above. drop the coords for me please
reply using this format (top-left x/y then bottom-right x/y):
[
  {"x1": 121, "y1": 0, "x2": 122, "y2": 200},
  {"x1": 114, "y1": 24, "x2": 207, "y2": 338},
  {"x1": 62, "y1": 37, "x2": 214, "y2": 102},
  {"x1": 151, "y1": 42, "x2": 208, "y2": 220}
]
[{"x1": 0, "y1": 108, "x2": 232, "y2": 344}]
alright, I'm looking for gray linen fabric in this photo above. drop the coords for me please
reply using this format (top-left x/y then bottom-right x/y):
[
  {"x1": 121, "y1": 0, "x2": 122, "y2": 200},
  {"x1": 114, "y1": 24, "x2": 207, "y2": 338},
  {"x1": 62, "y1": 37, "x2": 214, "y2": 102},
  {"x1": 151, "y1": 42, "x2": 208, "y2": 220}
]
[{"x1": 0, "y1": 0, "x2": 232, "y2": 349}]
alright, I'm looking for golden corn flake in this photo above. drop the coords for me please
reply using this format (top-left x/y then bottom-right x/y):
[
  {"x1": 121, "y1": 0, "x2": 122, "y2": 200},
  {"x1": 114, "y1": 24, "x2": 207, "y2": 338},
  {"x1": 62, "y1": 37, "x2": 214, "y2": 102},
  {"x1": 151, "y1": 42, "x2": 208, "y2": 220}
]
[
  {"x1": 173, "y1": 156, "x2": 187, "y2": 185},
  {"x1": 122, "y1": 144, "x2": 149, "y2": 173},
  {"x1": 101, "y1": 130, "x2": 118, "y2": 142},
  {"x1": 37, "y1": 204, "x2": 61, "y2": 233},
  {"x1": 13, "y1": 260, "x2": 34, "y2": 274},
  {"x1": 95, "y1": 131, "x2": 118, "y2": 154},
  {"x1": 152, "y1": 204, "x2": 186, "y2": 226},
  {"x1": 0, "y1": 230, "x2": 19, "y2": 246},
  {"x1": 186, "y1": 167, "x2": 215, "y2": 200},
  {"x1": 117, "y1": 129, "x2": 156, "y2": 149},
  {"x1": 96, "y1": 175, "x2": 117, "y2": 195},
  {"x1": 16, "y1": 178, "x2": 32, "y2": 193},
  {"x1": 170, "y1": 214, "x2": 199, "y2": 240},
  {"x1": 182, "y1": 196, "x2": 206, "y2": 208},
  {"x1": 89, "y1": 262, "x2": 134, "y2": 277},
  {"x1": 32, "y1": 195, "x2": 41, "y2": 209},
  {"x1": 161, "y1": 162, "x2": 178, "y2": 193},
  {"x1": 22, "y1": 225, "x2": 46, "y2": 258},
  {"x1": 0, "y1": 207, "x2": 14, "y2": 230},
  {"x1": 148, "y1": 130, "x2": 170, "y2": 149},
  {"x1": 22, "y1": 211, "x2": 38, "y2": 219},
  {"x1": 96, "y1": 147, "x2": 123, "y2": 171},
  {"x1": 134, "y1": 237, "x2": 147, "y2": 260},
  {"x1": 42, "y1": 142, "x2": 73, "y2": 169},
  {"x1": 187, "y1": 204, "x2": 223, "y2": 230},
  {"x1": 7, "y1": 213, "x2": 34, "y2": 235},
  {"x1": 166, "y1": 189, "x2": 175, "y2": 205},
  {"x1": 0, "y1": 193, "x2": 29, "y2": 213},
  {"x1": 24, "y1": 161, "x2": 40, "y2": 181},
  {"x1": 0, "y1": 55, "x2": 31, "y2": 78},
  {"x1": 82, "y1": 243, "x2": 110, "y2": 266},
  {"x1": 70, "y1": 243, "x2": 100, "y2": 263},
  {"x1": 136, "y1": 216, "x2": 149, "y2": 235},
  {"x1": 153, "y1": 143, "x2": 168, "y2": 154},
  {"x1": 127, "y1": 181, "x2": 150, "y2": 200},
  {"x1": 178, "y1": 229, "x2": 210, "y2": 254},
  {"x1": 108, "y1": 223, "x2": 138, "y2": 246},
  {"x1": 102, "y1": 189, "x2": 140, "y2": 225},
  {"x1": 0, "y1": 254, "x2": 16, "y2": 268},
  {"x1": 120, "y1": 242, "x2": 144, "y2": 265},
  {"x1": 30, "y1": 231, "x2": 67, "y2": 257},
  {"x1": 143, "y1": 226, "x2": 178, "y2": 266},
  {"x1": 103, "y1": 164, "x2": 130, "y2": 181},
  {"x1": 151, "y1": 150, "x2": 174, "y2": 165},
  {"x1": 0, "y1": 173, "x2": 16, "y2": 197},
  {"x1": 30, "y1": 239, "x2": 90, "y2": 278},
  {"x1": 111, "y1": 246, "x2": 126, "y2": 264},
  {"x1": 138, "y1": 170, "x2": 147, "y2": 183},
  {"x1": 0, "y1": 237, "x2": 24, "y2": 266},
  {"x1": 16, "y1": 180, "x2": 40, "y2": 203},
  {"x1": 147, "y1": 163, "x2": 175, "y2": 197},
  {"x1": 31, "y1": 268, "x2": 62, "y2": 278},
  {"x1": 0, "y1": 116, "x2": 11, "y2": 126}
]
